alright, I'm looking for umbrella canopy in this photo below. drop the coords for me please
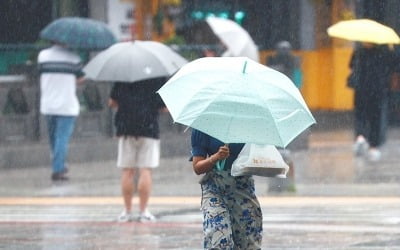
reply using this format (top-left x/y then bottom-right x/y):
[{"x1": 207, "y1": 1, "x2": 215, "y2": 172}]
[
  {"x1": 157, "y1": 57, "x2": 315, "y2": 147},
  {"x1": 83, "y1": 41, "x2": 188, "y2": 82},
  {"x1": 327, "y1": 19, "x2": 400, "y2": 44},
  {"x1": 40, "y1": 17, "x2": 117, "y2": 50},
  {"x1": 206, "y1": 17, "x2": 259, "y2": 61}
]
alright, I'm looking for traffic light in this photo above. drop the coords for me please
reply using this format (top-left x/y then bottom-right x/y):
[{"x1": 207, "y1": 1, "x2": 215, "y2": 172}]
[
  {"x1": 234, "y1": 11, "x2": 245, "y2": 24},
  {"x1": 191, "y1": 11, "x2": 204, "y2": 19},
  {"x1": 190, "y1": 10, "x2": 245, "y2": 24},
  {"x1": 191, "y1": 11, "x2": 229, "y2": 20}
]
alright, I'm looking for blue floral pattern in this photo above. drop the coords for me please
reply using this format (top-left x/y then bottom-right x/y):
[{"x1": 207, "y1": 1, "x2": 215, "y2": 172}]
[{"x1": 201, "y1": 170, "x2": 263, "y2": 249}]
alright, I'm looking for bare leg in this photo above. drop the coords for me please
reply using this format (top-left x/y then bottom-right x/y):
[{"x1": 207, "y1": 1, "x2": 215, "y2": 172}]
[
  {"x1": 121, "y1": 168, "x2": 135, "y2": 212},
  {"x1": 137, "y1": 168, "x2": 152, "y2": 212}
]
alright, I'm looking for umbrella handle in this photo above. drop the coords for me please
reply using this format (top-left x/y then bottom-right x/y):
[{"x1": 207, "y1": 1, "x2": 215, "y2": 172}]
[
  {"x1": 242, "y1": 61, "x2": 248, "y2": 74},
  {"x1": 215, "y1": 143, "x2": 229, "y2": 171},
  {"x1": 215, "y1": 159, "x2": 226, "y2": 171}
]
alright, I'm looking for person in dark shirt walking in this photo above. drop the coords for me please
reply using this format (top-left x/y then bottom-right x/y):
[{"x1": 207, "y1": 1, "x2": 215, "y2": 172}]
[
  {"x1": 109, "y1": 77, "x2": 167, "y2": 222},
  {"x1": 349, "y1": 43, "x2": 397, "y2": 161}
]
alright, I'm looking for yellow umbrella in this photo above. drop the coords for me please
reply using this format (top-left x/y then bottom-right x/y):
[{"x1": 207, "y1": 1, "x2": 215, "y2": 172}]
[{"x1": 327, "y1": 19, "x2": 400, "y2": 44}]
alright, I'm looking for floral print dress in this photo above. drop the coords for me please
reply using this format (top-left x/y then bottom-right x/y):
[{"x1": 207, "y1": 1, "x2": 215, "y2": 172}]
[
  {"x1": 191, "y1": 130, "x2": 263, "y2": 249},
  {"x1": 201, "y1": 170, "x2": 263, "y2": 250}
]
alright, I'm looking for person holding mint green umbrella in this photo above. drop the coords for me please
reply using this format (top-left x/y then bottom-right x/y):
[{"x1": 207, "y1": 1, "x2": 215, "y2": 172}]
[
  {"x1": 159, "y1": 56, "x2": 314, "y2": 248},
  {"x1": 184, "y1": 54, "x2": 263, "y2": 249}
]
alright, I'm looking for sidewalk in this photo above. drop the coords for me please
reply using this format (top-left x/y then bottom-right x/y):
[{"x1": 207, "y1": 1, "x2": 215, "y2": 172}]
[{"x1": 0, "y1": 125, "x2": 399, "y2": 197}]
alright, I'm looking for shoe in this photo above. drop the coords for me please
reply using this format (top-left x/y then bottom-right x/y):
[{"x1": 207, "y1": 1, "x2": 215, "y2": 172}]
[
  {"x1": 139, "y1": 210, "x2": 156, "y2": 222},
  {"x1": 368, "y1": 148, "x2": 381, "y2": 162},
  {"x1": 353, "y1": 138, "x2": 368, "y2": 156},
  {"x1": 117, "y1": 210, "x2": 133, "y2": 222},
  {"x1": 51, "y1": 172, "x2": 69, "y2": 181}
]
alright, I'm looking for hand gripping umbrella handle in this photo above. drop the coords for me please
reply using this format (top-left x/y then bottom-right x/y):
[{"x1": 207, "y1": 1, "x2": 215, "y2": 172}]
[
  {"x1": 215, "y1": 159, "x2": 226, "y2": 171},
  {"x1": 215, "y1": 143, "x2": 229, "y2": 171}
]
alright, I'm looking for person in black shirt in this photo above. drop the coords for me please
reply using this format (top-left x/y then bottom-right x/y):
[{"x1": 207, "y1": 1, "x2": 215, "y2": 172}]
[
  {"x1": 349, "y1": 43, "x2": 397, "y2": 161},
  {"x1": 109, "y1": 77, "x2": 167, "y2": 222}
]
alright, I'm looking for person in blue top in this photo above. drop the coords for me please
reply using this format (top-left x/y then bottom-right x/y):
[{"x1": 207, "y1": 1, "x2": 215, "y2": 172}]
[{"x1": 191, "y1": 129, "x2": 263, "y2": 250}]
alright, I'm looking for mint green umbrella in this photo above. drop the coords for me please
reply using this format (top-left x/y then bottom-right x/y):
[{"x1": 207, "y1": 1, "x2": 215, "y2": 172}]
[{"x1": 158, "y1": 57, "x2": 316, "y2": 147}]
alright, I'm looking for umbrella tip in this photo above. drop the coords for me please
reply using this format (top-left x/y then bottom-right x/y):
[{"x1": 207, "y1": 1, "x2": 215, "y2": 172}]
[{"x1": 242, "y1": 61, "x2": 248, "y2": 74}]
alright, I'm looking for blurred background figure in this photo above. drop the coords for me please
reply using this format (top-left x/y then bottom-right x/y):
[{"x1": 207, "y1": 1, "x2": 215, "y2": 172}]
[
  {"x1": 266, "y1": 41, "x2": 302, "y2": 89},
  {"x1": 109, "y1": 78, "x2": 167, "y2": 223},
  {"x1": 37, "y1": 42, "x2": 84, "y2": 181},
  {"x1": 265, "y1": 41, "x2": 303, "y2": 193},
  {"x1": 348, "y1": 42, "x2": 398, "y2": 161}
]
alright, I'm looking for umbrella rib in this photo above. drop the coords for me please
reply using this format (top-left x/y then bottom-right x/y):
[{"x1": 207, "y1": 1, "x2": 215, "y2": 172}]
[
  {"x1": 187, "y1": 77, "x2": 286, "y2": 145},
  {"x1": 185, "y1": 79, "x2": 239, "y2": 142},
  {"x1": 135, "y1": 42, "x2": 174, "y2": 73},
  {"x1": 258, "y1": 85, "x2": 315, "y2": 147},
  {"x1": 252, "y1": 84, "x2": 286, "y2": 147},
  {"x1": 254, "y1": 73, "x2": 314, "y2": 118},
  {"x1": 183, "y1": 75, "x2": 304, "y2": 146}
]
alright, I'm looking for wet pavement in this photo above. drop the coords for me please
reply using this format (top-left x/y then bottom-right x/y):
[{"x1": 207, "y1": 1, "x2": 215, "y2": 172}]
[
  {"x1": 1, "y1": 197, "x2": 399, "y2": 249},
  {"x1": 0, "y1": 122, "x2": 400, "y2": 249}
]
